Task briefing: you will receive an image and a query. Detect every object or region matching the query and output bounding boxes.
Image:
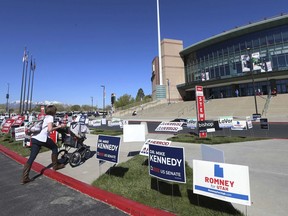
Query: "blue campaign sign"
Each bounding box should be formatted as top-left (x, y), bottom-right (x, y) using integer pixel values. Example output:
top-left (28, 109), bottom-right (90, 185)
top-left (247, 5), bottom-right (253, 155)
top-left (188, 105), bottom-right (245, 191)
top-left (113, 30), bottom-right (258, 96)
top-left (149, 144), bottom-right (186, 183)
top-left (96, 135), bottom-right (121, 163)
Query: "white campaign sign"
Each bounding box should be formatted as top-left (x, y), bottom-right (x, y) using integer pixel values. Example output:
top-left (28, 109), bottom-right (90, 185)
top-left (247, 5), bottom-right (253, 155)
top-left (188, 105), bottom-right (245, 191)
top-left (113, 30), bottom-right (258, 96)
top-left (123, 124), bottom-right (145, 142)
top-left (187, 118), bottom-right (197, 129)
top-left (193, 160), bottom-right (251, 206)
top-left (155, 122), bottom-right (183, 132)
top-left (15, 126), bottom-right (25, 141)
top-left (140, 139), bottom-right (171, 156)
top-left (231, 120), bottom-right (247, 130)
top-left (218, 116), bottom-right (233, 128)
top-left (246, 116), bottom-right (253, 129)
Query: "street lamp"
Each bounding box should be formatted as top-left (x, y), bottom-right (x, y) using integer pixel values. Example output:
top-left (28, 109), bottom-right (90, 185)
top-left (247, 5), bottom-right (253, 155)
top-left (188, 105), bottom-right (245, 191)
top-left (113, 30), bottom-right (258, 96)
top-left (156, 0), bottom-right (163, 85)
top-left (6, 83), bottom-right (9, 114)
top-left (91, 96), bottom-right (93, 110)
top-left (166, 78), bottom-right (171, 104)
top-left (101, 85), bottom-right (105, 113)
top-left (247, 48), bottom-right (259, 115)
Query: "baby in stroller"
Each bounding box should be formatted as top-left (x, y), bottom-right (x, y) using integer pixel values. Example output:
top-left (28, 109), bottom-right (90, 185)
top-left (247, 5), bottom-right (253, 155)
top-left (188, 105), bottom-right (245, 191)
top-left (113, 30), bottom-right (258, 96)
top-left (57, 119), bottom-right (91, 167)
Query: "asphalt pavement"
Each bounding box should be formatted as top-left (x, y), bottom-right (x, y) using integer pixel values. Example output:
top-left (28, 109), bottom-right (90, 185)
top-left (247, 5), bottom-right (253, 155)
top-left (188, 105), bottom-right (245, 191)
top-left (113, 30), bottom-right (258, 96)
top-left (0, 152), bottom-right (128, 216)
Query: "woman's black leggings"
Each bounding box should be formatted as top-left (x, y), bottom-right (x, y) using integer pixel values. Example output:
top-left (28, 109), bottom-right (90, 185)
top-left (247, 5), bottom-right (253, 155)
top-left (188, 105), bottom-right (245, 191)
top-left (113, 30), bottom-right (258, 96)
top-left (27, 138), bottom-right (58, 165)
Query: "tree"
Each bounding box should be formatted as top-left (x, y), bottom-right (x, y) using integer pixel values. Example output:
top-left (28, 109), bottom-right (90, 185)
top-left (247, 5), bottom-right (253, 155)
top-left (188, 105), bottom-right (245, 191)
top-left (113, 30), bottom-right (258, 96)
top-left (71, 105), bottom-right (81, 111)
top-left (114, 94), bottom-right (134, 108)
top-left (136, 88), bottom-right (145, 102)
top-left (54, 104), bottom-right (65, 112)
top-left (81, 105), bottom-right (90, 111)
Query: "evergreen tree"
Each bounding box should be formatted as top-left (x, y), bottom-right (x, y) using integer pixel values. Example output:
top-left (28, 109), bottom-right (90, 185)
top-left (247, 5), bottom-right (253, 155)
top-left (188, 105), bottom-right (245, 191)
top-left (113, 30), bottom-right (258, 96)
top-left (136, 88), bottom-right (145, 102)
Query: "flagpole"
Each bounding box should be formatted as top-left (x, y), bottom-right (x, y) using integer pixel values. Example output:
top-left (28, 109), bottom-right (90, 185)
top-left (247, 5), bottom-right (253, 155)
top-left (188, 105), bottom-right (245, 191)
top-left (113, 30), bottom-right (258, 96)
top-left (22, 52), bottom-right (29, 114)
top-left (157, 0), bottom-right (163, 85)
top-left (29, 59), bottom-right (36, 112)
top-left (25, 56), bottom-right (33, 113)
top-left (19, 47), bottom-right (27, 114)
top-left (6, 83), bottom-right (9, 114)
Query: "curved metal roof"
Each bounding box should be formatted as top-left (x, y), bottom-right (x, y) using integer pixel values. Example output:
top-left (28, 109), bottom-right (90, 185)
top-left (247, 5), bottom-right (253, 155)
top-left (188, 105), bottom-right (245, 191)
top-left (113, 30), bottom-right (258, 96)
top-left (180, 14), bottom-right (288, 57)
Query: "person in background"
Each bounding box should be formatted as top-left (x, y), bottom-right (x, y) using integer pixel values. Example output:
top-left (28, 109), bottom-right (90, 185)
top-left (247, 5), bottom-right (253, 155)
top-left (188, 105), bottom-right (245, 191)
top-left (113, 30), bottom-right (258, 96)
top-left (22, 105), bottom-right (66, 184)
top-left (235, 89), bottom-right (239, 97)
top-left (271, 88), bottom-right (277, 96)
top-left (220, 92), bottom-right (223, 98)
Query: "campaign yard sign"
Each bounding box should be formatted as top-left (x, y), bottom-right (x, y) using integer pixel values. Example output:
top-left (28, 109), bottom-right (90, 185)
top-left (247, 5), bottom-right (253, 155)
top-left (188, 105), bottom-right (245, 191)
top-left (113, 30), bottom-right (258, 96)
top-left (149, 144), bottom-right (186, 183)
top-left (231, 120), bottom-right (247, 130)
top-left (140, 139), bottom-right (171, 156)
top-left (123, 124), bottom-right (145, 142)
top-left (187, 118), bottom-right (197, 129)
top-left (96, 135), bottom-right (121, 163)
top-left (108, 118), bottom-right (122, 127)
top-left (14, 116), bottom-right (25, 127)
top-left (91, 119), bottom-right (101, 127)
top-left (1, 118), bottom-right (15, 133)
top-left (218, 116), bottom-right (233, 128)
top-left (198, 120), bottom-right (215, 132)
top-left (193, 160), bottom-right (251, 206)
top-left (260, 118), bottom-right (269, 130)
top-left (155, 122), bottom-right (183, 132)
top-left (195, 85), bottom-right (207, 138)
top-left (14, 126), bottom-right (25, 141)
top-left (246, 116), bottom-right (253, 129)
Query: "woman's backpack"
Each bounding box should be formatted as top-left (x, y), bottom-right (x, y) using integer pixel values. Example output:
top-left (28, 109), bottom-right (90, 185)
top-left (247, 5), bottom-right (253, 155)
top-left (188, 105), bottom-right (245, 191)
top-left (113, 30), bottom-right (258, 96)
top-left (25, 120), bottom-right (44, 136)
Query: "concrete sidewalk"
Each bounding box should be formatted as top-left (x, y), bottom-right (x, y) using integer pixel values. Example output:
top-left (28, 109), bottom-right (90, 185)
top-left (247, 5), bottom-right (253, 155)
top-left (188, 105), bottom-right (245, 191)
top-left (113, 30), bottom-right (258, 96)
top-left (32, 133), bottom-right (288, 216)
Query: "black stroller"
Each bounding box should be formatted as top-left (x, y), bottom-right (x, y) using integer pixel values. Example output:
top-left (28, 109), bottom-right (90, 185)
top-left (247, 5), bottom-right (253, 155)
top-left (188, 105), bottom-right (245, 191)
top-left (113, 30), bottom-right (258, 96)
top-left (57, 121), bottom-right (91, 167)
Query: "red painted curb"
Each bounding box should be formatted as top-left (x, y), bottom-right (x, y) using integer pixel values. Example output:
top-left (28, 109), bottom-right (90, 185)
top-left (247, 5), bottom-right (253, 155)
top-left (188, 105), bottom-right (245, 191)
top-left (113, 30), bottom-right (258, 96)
top-left (0, 145), bottom-right (175, 216)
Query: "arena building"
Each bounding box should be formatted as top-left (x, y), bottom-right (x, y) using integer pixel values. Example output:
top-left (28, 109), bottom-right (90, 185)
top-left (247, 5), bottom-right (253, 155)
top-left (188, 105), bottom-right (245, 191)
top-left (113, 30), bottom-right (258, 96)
top-left (151, 14), bottom-right (288, 102)
top-left (178, 14), bottom-right (288, 100)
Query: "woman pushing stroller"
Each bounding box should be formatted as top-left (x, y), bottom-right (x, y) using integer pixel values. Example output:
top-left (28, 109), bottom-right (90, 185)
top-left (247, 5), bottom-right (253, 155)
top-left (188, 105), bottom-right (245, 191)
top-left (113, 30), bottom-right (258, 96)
top-left (22, 105), bottom-right (66, 184)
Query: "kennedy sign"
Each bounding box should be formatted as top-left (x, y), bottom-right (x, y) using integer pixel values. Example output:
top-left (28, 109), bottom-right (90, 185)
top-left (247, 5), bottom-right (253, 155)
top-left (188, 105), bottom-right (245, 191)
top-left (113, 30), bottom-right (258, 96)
top-left (193, 160), bottom-right (251, 206)
top-left (149, 144), bottom-right (186, 183)
top-left (96, 135), bottom-right (121, 163)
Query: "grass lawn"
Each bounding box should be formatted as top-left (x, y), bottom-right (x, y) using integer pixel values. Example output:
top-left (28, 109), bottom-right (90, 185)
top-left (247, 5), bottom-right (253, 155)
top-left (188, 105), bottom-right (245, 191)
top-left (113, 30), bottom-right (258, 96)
top-left (92, 155), bottom-right (243, 216)
top-left (0, 133), bottom-right (56, 157)
top-left (168, 133), bottom-right (267, 144)
top-left (90, 129), bottom-right (123, 136)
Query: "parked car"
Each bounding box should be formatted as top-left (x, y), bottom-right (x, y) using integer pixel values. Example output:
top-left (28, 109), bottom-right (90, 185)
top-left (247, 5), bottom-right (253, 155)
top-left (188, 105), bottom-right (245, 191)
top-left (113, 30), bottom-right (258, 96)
top-left (170, 118), bottom-right (187, 127)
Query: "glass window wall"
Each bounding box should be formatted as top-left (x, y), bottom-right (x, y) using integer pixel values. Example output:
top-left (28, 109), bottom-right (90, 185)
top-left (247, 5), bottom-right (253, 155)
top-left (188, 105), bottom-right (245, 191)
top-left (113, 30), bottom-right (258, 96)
top-left (184, 23), bottom-right (288, 85)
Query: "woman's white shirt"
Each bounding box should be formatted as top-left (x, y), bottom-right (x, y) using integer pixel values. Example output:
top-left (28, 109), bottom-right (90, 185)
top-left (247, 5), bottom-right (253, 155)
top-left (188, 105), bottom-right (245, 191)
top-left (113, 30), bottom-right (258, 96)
top-left (32, 115), bottom-right (53, 142)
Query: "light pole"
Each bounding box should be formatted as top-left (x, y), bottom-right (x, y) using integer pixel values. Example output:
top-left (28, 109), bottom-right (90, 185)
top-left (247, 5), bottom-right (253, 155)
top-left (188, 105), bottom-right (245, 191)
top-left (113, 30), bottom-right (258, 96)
top-left (6, 83), bottom-right (9, 114)
top-left (91, 96), bottom-right (93, 110)
top-left (29, 59), bottom-right (36, 112)
top-left (166, 78), bottom-right (171, 104)
top-left (247, 48), bottom-right (259, 115)
top-left (101, 85), bottom-right (105, 113)
top-left (156, 0), bottom-right (163, 85)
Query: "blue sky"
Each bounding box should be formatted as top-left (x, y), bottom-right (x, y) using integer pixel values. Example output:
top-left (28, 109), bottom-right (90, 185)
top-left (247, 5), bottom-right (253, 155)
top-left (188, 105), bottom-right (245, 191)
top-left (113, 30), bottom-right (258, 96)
top-left (0, 0), bottom-right (287, 107)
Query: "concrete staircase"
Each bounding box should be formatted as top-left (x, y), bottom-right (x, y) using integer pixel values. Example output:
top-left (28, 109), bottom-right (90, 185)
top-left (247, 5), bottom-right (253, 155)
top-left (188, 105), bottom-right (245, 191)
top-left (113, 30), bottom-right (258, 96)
top-left (113, 94), bottom-right (288, 122)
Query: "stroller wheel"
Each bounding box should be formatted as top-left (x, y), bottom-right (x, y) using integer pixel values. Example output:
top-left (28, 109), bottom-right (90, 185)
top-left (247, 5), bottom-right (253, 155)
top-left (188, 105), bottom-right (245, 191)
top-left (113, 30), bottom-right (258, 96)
top-left (69, 152), bottom-right (82, 167)
top-left (57, 150), bottom-right (68, 164)
top-left (84, 148), bottom-right (91, 159)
